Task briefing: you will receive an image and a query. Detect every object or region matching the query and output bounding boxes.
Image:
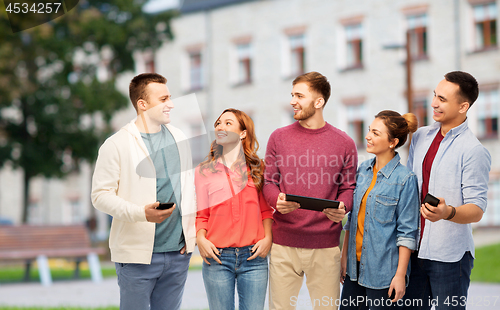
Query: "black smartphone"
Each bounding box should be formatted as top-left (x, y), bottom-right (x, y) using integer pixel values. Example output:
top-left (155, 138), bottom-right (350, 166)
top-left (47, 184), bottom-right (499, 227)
top-left (157, 202), bottom-right (174, 210)
top-left (423, 193), bottom-right (440, 207)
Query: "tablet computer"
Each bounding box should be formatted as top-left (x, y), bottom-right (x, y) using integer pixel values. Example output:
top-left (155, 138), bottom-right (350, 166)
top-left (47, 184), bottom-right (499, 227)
top-left (285, 194), bottom-right (340, 212)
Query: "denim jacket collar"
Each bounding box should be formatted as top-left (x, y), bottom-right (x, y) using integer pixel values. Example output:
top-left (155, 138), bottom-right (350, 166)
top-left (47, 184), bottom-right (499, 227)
top-left (365, 153), bottom-right (401, 179)
top-left (426, 119), bottom-right (469, 139)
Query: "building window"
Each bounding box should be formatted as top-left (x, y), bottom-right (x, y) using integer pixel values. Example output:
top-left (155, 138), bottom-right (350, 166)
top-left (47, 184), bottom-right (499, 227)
top-left (145, 59), bottom-right (155, 73)
top-left (346, 104), bottom-right (365, 147)
top-left (473, 2), bottom-right (497, 50)
top-left (289, 34), bottom-right (305, 76)
top-left (476, 88), bottom-right (499, 139)
top-left (345, 23), bottom-right (363, 69)
top-left (281, 108), bottom-right (296, 127)
top-left (189, 123), bottom-right (207, 166)
top-left (407, 14), bottom-right (428, 59)
top-left (413, 98), bottom-right (429, 127)
top-left (189, 51), bottom-right (203, 91)
top-left (27, 199), bottom-right (41, 224)
top-left (70, 199), bottom-right (82, 223)
top-left (236, 43), bottom-right (252, 85)
top-left (480, 178), bottom-right (500, 226)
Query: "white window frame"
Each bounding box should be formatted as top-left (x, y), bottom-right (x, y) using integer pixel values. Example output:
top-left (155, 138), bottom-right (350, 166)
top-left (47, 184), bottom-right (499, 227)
top-left (476, 87), bottom-right (499, 139)
top-left (406, 13), bottom-right (428, 59)
top-left (188, 50), bottom-right (203, 91)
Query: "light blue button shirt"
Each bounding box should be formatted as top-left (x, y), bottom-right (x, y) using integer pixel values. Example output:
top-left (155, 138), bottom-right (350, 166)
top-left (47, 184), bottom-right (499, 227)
top-left (344, 153), bottom-right (420, 289)
top-left (407, 119), bottom-right (491, 262)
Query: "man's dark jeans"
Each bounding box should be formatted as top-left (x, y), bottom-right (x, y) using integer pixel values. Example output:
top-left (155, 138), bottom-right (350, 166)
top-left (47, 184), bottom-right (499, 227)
top-left (404, 251), bottom-right (473, 310)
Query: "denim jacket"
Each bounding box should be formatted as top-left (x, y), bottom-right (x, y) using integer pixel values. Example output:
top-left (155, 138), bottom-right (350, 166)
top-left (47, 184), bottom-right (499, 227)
top-left (344, 153), bottom-right (419, 289)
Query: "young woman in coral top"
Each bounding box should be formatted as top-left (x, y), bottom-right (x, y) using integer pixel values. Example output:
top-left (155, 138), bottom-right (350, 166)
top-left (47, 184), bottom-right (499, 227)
top-left (195, 108), bottom-right (273, 310)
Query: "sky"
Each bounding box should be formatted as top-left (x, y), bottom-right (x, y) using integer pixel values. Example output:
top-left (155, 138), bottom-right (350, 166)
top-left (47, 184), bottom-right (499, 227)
top-left (143, 0), bottom-right (183, 13)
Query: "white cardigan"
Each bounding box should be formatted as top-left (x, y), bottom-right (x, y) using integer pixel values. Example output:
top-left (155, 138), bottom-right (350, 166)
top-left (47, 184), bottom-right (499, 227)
top-left (91, 120), bottom-right (196, 264)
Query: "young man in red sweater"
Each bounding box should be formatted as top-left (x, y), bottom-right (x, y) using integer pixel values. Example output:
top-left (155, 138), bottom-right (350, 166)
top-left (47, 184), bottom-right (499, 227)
top-left (264, 71), bottom-right (357, 309)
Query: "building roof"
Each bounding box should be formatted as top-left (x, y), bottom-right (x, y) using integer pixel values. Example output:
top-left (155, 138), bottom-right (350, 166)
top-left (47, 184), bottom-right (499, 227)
top-left (180, 0), bottom-right (257, 13)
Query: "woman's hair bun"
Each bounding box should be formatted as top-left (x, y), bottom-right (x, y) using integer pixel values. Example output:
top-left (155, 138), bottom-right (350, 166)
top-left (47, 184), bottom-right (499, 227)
top-left (403, 113), bottom-right (418, 134)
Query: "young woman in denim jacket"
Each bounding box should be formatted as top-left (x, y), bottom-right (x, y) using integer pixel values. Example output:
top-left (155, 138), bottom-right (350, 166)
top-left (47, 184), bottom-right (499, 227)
top-left (340, 110), bottom-right (420, 309)
top-left (195, 109), bottom-right (273, 310)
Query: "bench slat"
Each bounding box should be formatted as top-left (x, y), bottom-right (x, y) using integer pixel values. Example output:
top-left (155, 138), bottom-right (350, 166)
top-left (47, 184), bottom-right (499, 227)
top-left (0, 248), bottom-right (106, 260)
top-left (0, 225), bottom-right (106, 286)
top-left (0, 225), bottom-right (105, 258)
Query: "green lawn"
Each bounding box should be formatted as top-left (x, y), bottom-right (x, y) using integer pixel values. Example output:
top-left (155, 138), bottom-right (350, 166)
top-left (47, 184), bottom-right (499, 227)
top-left (470, 242), bottom-right (500, 283)
top-left (0, 266), bottom-right (117, 283)
top-left (0, 242), bottom-right (497, 310)
top-left (0, 263), bottom-right (205, 284)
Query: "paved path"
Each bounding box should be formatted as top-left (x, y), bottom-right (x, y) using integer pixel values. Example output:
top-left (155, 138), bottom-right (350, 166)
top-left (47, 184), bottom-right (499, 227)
top-left (1, 228), bottom-right (499, 309)
top-left (1, 271), bottom-right (499, 309)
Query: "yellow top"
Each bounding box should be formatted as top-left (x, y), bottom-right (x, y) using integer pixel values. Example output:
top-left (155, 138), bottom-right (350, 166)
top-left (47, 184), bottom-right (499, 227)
top-left (356, 165), bottom-right (378, 261)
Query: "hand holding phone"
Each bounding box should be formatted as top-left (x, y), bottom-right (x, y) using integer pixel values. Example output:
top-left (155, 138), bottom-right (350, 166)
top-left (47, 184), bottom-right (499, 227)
top-left (157, 202), bottom-right (175, 210)
top-left (423, 193), bottom-right (440, 207)
top-left (146, 201), bottom-right (175, 223)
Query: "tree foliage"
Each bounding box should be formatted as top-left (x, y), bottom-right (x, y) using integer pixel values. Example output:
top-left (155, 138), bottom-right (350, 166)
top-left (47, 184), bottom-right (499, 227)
top-left (0, 0), bottom-right (176, 222)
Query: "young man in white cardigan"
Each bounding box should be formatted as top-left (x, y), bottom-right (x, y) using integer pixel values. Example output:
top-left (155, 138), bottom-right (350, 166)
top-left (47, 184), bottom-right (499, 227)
top-left (91, 73), bottom-right (196, 310)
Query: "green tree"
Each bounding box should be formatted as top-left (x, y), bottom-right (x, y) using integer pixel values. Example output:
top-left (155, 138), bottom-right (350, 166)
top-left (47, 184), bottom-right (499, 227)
top-left (0, 0), bottom-right (176, 223)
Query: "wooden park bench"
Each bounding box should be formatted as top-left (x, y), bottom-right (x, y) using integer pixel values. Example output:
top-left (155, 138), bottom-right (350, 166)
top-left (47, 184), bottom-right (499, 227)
top-left (0, 225), bottom-right (106, 286)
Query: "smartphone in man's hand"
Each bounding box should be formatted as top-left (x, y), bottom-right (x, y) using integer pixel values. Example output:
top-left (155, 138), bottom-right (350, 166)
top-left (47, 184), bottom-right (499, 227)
top-left (157, 202), bottom-right (174, 210)
top-left (423, 193), bottom-right (440, 207)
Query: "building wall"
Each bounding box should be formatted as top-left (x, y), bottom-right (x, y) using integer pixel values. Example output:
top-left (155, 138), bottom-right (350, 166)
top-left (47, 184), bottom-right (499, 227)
top-left (0, 163), bottom-right (94, 226)
top-left (149, 0), bottom-right (500, 225)
top-left (0, 165), bottom-right (23, 223)
top-left (1, 0), bottom-right (498, 228)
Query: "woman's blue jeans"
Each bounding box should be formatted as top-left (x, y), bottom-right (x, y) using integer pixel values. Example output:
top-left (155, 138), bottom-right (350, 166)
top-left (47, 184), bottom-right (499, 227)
top-left (202, 245), bottom-right (268, 310)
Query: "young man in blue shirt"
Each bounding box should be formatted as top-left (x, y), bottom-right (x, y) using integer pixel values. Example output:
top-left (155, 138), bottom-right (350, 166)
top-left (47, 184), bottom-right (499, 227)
top-left (405, 71), bottom-right (491, 309)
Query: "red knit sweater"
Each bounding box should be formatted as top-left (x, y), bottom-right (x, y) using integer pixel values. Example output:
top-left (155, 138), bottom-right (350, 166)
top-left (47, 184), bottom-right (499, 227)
top-left (263, 121), bottom-right (357, 248)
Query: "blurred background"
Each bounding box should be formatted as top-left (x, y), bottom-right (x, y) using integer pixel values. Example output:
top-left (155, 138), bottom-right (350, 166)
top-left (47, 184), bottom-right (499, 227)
top-left (0, 0), bottom-right (499, 243)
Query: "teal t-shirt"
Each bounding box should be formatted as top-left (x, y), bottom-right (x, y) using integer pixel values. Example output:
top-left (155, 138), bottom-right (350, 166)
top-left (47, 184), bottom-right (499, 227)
top-left (141, 126), bottom-right (185, 252)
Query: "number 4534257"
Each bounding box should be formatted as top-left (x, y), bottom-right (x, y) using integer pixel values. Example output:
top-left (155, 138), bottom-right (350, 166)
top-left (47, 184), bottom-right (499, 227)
top-left (446, 296), bottom-right (500, 307)
top-left (6, 2), bottom-right (62, 14)
top-left (467, 296), bottom-right (499, 307)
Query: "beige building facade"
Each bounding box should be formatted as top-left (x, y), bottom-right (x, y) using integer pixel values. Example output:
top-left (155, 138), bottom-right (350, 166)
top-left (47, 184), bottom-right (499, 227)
top-left (1, 0), bottom-right (498, 230)
top-left (145, 0), bottom-right (500, 226)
